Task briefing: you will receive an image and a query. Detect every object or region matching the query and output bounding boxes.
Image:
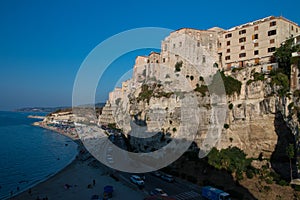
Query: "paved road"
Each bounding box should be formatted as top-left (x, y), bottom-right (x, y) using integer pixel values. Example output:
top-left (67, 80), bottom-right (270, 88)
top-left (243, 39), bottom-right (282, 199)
top-left (107, 131), bottom-right (203, 199)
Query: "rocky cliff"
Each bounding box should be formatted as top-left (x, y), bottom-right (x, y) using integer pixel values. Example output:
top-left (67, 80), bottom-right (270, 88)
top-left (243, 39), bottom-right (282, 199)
top-left (98, 31), bottom-right (299, 160)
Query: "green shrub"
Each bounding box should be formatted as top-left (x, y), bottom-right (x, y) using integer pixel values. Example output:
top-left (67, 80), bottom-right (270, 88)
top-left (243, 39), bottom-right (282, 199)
top-left (271, 72), bottom-right (289, 96)
top-left (247, 72), bottom-right (265, 85)
top-left (194, 84), bottom-right (208, 97)
top-left (246, 169), bottom-right (254, 179)
top-left (278, 179), bottom-right (288, 186)
top-left (264, 185), bottom-right (271, 192)
top-left (137, 84), bottom-right (153, 103)
top-left (294, 185), bottom-right (300, 191)
top-left (236, 170), bottom-right (244, 181)
top-left (294, 89), bottom-right (300, 98)
top-left (208, 147), bottom-right (251, 176)
top-left (265, 178), bottom-right (273, 184)
top-left (210, 71), bottom-right (242, 96)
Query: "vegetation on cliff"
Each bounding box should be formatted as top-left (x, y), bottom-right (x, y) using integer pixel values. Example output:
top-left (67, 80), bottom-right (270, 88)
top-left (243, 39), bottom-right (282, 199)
top-left (209, 71), bottom-right (242, 96)
top-left (246, 72), bottom-right (265, 85)
top-left (137, 84), bottom-right (174, 103)
top-left (270, 70), bottom-right (290, 97)
top-left (194, 84), bottom-right (208, 96)
top-left (208, 147), bottom-right (251, 180)
top-left (273, 37), bottom-right (300, 78)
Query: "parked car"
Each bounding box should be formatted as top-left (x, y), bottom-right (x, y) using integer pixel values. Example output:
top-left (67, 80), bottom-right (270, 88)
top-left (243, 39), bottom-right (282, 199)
top-left (161, 174), bottom-right (174, 182)
top-left (149, 188), bottom-right (168, 196)
top-left (130, 175), bottom-right (145, 186)
top-left (106, 155), bottom-right (114, 164)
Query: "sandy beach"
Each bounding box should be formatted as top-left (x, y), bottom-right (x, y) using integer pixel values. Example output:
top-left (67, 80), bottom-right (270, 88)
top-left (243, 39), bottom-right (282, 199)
top-left (11, 158), bottom-right (145, 200)
top-left (10, 122), bottom-right (146, 200)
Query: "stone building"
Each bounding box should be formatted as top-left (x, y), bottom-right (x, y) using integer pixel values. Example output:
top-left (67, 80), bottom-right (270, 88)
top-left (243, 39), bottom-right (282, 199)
top-left (218, 16), bottom-right (300, 70)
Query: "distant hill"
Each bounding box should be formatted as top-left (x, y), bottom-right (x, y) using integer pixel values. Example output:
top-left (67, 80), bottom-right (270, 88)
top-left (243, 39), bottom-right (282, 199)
top-left (15, 106), bottom-right (69, 113)
top-left (15, 103), bottom-right (106, 113)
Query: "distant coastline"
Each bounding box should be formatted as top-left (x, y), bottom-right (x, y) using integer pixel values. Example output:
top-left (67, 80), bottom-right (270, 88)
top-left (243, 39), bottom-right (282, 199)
top-left (27, 115), bottom-right (45, 120)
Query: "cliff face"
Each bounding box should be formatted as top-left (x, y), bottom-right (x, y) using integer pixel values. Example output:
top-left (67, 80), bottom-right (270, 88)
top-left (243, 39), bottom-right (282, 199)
top-left (98, 32), bottom-right (299, 159)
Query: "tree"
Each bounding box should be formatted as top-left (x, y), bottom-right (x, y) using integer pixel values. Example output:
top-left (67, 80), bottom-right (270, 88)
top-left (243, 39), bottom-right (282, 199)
top-left (270, 72), bottom-right (289, 96)
top-left (273, 38), bottom-right (300, 78)
top-left (286, 143), bottom-right (295, 182)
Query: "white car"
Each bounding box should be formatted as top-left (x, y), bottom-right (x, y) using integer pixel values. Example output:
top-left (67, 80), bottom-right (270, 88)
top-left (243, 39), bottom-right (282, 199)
top-left (160, 174), bottom-right (174, 182)
top-left (130, 175), bottom-right (144, 186)
top-left (106, 154), bottom-right (114, 164)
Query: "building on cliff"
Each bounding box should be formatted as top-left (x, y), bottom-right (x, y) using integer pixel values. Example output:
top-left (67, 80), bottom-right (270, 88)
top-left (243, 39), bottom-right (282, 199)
top-left (218, 16), bottom-right (300, 70)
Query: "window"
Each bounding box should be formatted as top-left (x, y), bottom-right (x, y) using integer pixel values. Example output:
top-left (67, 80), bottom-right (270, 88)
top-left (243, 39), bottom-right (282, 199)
top-left (268, 47), bottom-right (276, 53)
top-left (202, 55), bottom-right (206, 63)
top-left (225, 33), bottom-right (232, 38)
top-left (239, 53), bottom-right (246, 58)
top-left (227, 41), bottom-right (230, 46)
top-left (162, 58), bottom-right (166, 63)
top-left (179, 42), bottom-right (182, 47)
top-left (239, 29), bottom-right (246, 35)
top-left (239, 37), bottom-right (246, 43)
top-left (254, 26), bottom-right (258, 31)
top-left (297, 28), bottom-right (298, 33)
top-left (225, 56), bottom-right (230, 60)
top-left (241, 46), bottom-right (245, 50)
top-left (270, 21), bottom-right (276, 26)
top-left (254, 50), bottom-right (259, 55)
top-left (270, 39), bottom-right (275, 44)
top-left (173, 44), bottom-right (176, 48)
top-left (197, 41), bottom-right (200, 47)
top-left (291, 25), bottom-right (294, 31)
top-left (268, 30), bottom-right (277, 36)
top-left (255, 58), bottom-right (260, 64)
top-left (209, 43), bottom-right (212, 50)
top-left (254, 43), bottom-right (259, 47)
top-left (252, 34), bottom-right (258, 40)
top-left (226, 49), bottom-right (230, 53)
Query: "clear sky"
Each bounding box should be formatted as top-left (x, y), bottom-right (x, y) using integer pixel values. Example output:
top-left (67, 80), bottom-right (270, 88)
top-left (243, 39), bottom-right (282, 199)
top-left (0, 0), bottom-right (299, 110)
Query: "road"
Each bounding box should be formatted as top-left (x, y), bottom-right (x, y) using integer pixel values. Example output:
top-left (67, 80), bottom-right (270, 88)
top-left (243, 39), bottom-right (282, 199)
top-left (106, 130), bottom-right (203, 199)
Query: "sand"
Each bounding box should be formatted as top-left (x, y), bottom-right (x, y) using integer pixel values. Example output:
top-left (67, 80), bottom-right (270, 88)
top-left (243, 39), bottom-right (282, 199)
top-left (11, 158), bottom-right (145, 200)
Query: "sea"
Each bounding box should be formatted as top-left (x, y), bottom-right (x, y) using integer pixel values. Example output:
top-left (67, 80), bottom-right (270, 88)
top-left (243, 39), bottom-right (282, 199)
top-left (0, 111), bottom-right (78, 200)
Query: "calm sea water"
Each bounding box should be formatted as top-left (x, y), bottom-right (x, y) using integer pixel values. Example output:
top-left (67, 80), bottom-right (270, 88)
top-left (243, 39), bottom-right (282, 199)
top-left (0, 111), bottom-right (78, 200)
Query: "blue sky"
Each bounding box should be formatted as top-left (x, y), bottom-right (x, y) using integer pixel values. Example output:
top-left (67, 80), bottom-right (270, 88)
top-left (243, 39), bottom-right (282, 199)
top-left (0, 0), bottom-right (299, 110)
